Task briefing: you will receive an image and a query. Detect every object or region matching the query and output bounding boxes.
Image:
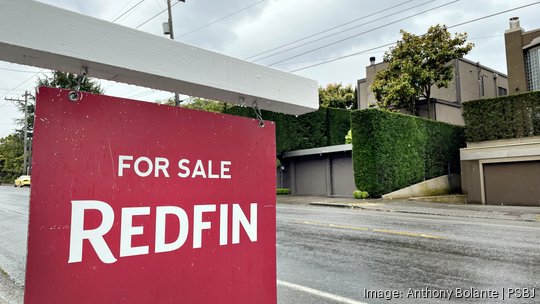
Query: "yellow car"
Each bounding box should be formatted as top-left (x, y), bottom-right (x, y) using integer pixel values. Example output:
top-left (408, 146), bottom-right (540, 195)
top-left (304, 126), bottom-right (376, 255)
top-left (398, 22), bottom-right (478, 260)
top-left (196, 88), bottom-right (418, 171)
top-left (14, 175), bottom-right (31, 187)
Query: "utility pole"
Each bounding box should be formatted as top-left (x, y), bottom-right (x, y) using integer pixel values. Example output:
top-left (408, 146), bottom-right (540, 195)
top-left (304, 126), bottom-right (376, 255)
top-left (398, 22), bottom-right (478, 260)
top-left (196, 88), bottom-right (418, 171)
top-left (165, 0), bottom-right (185, 106)
top-left (22, 91), bottom-right (30, 175)
top-left (4, 91), bottom-right (31, 174)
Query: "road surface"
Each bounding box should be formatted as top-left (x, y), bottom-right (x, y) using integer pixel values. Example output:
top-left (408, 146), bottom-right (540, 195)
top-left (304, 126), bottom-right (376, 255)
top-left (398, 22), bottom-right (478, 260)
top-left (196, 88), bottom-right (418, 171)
top-left (0, 186), bottom-right (538, 303)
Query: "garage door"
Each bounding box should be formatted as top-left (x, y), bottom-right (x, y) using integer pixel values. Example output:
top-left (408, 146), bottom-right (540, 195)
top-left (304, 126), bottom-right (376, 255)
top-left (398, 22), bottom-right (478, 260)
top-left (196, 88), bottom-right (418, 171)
top-left (331, 156), bottom-right (356, 196)
top-left (483, 161), bottom-right (540, 206)
top-left (294, 157), bottom-right (327, 195)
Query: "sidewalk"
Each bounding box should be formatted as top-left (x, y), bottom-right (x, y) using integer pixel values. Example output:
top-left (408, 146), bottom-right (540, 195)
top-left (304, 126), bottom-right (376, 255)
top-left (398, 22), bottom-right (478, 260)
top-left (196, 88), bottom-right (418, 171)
top-left (277, 195), bottom-right (540, 222)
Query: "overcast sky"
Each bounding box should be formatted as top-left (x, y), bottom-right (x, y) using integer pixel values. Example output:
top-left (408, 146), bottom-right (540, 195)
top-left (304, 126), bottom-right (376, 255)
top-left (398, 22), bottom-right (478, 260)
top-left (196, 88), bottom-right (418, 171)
top-left (1, 0), bottom-right (539, 137)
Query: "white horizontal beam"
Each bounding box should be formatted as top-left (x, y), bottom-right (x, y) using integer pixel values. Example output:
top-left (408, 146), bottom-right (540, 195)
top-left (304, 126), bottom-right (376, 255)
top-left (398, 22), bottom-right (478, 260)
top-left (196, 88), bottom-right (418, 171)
top-left (0, 0), bottom-right (318, 115)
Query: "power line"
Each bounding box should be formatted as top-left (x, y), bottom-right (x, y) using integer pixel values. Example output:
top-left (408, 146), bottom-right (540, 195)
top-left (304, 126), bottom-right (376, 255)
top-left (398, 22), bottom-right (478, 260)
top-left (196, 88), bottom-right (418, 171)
top-left (0, 1), bottom-right (146, 98)
top-left (128, 1), bottom-right (267, 100)
top-left (289, 43), bottom-right (394, 73)
top-left (269, 0), bottom-right (460, 67)
top-left (178, 0), bottom-right (266, 38)
top-left (105, 0), bottom-right (167, 93)
top-left (0, 101), bottom-right (17, 110)
top-left (1, 2), bottom-right (148, 97)
top-left (127, 89), bottom-right (160, 99)
top-left (271, 51), bottom-right (387, 66)
top-left (447, 1), bottom-right (540, 29)
top-left (0, 67), bottom-right (43, 73)
top-left (110, 0), bottom-right (139, 21)
top-left (154, 0), bottom-right (164, 10)
top-left (2, 1), bottom-right (155, 101)
top-left (245, 0), bottom-right (415, 61)
top-left (136, 1), bottom-right (181, 29)
top-left (288, 1), bottom-right (540, 73)
top-left (468, 34), bottom-right (503, 40)
top-left (112, 0), bottom-right (146, 23)
top-left (0, 70), bottom-right (45, 101)
top-left (254, 0), bottom-right (441, 63)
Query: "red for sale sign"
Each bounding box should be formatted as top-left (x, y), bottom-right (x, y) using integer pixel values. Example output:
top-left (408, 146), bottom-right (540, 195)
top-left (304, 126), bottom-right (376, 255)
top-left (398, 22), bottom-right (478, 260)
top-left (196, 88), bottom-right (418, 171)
top-left (25, 87), bottom-right (276, 303)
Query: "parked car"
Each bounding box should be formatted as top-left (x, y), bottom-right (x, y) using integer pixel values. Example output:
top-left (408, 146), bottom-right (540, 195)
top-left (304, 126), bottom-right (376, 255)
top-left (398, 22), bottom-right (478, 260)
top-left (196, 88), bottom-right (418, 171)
top-left (14, 175), bottom-right (31, 187)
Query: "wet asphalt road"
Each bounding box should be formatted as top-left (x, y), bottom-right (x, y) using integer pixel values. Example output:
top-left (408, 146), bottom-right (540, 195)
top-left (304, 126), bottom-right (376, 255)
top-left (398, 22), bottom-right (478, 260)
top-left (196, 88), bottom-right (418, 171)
top-left (277, 204), bottom-right (540, 304)
top-left (0, 186), bottom-right (28, 287)
top-left (0, 185), bottom-right (539, 303)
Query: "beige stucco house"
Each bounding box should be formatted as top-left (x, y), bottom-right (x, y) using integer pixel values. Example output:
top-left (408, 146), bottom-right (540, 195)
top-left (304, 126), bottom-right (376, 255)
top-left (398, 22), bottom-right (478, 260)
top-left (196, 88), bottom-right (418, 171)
top-left (357, 58), bottom-right (508, 126)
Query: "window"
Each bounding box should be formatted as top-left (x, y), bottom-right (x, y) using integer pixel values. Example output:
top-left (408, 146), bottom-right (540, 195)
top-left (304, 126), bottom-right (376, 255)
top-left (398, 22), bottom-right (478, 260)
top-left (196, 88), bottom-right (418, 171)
top-left (498, 86), bottom-right (508, 96)
top-left (525, 45), bottom-right (540, 91)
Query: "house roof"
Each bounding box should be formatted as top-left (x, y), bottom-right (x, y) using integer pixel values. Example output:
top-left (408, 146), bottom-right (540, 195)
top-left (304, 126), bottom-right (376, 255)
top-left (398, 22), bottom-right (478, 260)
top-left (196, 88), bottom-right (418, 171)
top-left (282, 144), bottom-right (352, 158)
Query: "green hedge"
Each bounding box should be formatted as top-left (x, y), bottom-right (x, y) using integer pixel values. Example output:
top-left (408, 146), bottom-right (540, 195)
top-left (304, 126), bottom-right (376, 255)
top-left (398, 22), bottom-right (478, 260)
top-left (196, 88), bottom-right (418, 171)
top-left (351, 109), bottom-right (464, 197)
top-left (463, 91), bottom-right (540, 142)
top-left (225, 106), bottom-right (350, 155)
top-left (327, 108), bottom-right (351, 145)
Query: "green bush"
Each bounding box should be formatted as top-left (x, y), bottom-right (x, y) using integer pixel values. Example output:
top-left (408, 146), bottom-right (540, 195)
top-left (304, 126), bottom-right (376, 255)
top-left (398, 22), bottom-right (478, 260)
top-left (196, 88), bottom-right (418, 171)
top-left (345, 129), bottom-right (352, 144)
top-left (463, 91), bottom-right (540, 142)
top-left (351, 109), bottom-right (464, 197)
top-left (276, 188), bottom-right (291, 195)
top-left (353, 190), bottom-right (370, 199)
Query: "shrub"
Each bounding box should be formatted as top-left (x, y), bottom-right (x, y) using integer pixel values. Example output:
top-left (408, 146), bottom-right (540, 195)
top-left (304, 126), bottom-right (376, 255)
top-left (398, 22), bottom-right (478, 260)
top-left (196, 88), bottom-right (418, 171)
top-left (353, 190), bottom-right (370, 199)
top-left (276, 188), bottom-right (291, 195)
top-left (345, 129), bottom-right (352, 144)
top-left (351, 109), bottom-right (464, 197)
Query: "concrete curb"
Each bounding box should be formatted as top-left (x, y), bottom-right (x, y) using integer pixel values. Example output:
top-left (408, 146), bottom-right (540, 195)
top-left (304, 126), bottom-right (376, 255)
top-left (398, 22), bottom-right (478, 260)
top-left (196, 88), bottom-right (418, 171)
top-left (307, 202), bottom-right (539, 222)
top-left (408, 195), bottom-right (467, 204)
top-left (307, 202), bottom-right (355, 209)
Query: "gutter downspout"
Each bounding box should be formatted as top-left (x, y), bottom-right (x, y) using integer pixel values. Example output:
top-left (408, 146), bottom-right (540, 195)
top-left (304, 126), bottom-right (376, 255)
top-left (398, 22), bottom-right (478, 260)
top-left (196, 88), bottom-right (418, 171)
top-left (455, 59), bottom-right (462, 104)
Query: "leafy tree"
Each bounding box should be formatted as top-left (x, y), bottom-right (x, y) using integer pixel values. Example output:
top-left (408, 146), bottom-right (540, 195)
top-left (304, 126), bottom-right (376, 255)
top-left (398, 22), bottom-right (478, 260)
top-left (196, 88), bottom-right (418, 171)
top-left (0, 134), bottom-right (24, 182)
top-left (161, 97), bottom-right (228, 113)
top-left (319, 83), bottom-right (357, 109)
top-left (182, 98), bottom-right (229, 113)
top-left (37, 71), bottom-right (104, 94)
top-left (372, 25), bottom-right (474, 117)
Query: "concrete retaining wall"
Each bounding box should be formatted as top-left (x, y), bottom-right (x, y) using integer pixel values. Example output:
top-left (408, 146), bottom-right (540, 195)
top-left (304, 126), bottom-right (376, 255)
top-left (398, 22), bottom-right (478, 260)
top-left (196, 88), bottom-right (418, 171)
top-left (382, 174), bottom-right (461, 200)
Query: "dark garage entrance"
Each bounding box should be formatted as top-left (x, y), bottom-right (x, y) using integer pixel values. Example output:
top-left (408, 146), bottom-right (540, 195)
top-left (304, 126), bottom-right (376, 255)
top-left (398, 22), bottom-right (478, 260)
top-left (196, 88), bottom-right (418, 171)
top-left (483, 160), bottom-right (540, 206)
top-left (282, 145), bottom-right (356, 197)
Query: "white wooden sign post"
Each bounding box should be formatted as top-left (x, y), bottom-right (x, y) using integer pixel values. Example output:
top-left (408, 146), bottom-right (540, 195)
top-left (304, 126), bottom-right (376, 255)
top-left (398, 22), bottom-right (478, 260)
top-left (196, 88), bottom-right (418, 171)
top-left (0, 0), bottom-right (318, 115)
top-left (0, 1), bottom-right (319, 303)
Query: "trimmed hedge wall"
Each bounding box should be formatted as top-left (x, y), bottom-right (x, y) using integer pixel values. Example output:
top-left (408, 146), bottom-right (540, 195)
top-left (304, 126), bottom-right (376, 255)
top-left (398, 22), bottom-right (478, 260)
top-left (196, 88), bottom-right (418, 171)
top-left (463, 91), bottom-right (540, 142)
top-left (327, 108), bottom-right (351, 146)
top-left (225, 106), bottom-right (350, 155)
top-left (351, 109), bottom-right (464, 197)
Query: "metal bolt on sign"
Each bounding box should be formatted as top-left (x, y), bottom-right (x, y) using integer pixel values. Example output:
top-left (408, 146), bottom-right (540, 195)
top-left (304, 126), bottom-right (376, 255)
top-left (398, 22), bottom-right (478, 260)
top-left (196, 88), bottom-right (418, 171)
top-left (68, 66), bottom-right (88, 102)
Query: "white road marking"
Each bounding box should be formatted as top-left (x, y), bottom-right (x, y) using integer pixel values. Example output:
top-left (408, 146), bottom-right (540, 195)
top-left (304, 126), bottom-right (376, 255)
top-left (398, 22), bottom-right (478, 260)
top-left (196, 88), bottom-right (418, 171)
top-left (277, 280), bottom-right (369, 304)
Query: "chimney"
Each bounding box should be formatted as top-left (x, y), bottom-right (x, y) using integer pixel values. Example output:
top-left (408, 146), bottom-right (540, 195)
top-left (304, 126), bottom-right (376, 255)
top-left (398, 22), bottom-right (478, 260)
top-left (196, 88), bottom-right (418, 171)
top-left (509, 17), bottom-right (520, 30)
top-left (369, 57), bottom-right (376, 65)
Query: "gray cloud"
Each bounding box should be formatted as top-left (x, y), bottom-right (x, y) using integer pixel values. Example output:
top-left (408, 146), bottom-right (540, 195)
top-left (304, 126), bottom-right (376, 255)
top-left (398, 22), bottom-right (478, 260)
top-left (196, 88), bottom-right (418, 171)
top-left (1, 0), bottom-right (539, 137)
